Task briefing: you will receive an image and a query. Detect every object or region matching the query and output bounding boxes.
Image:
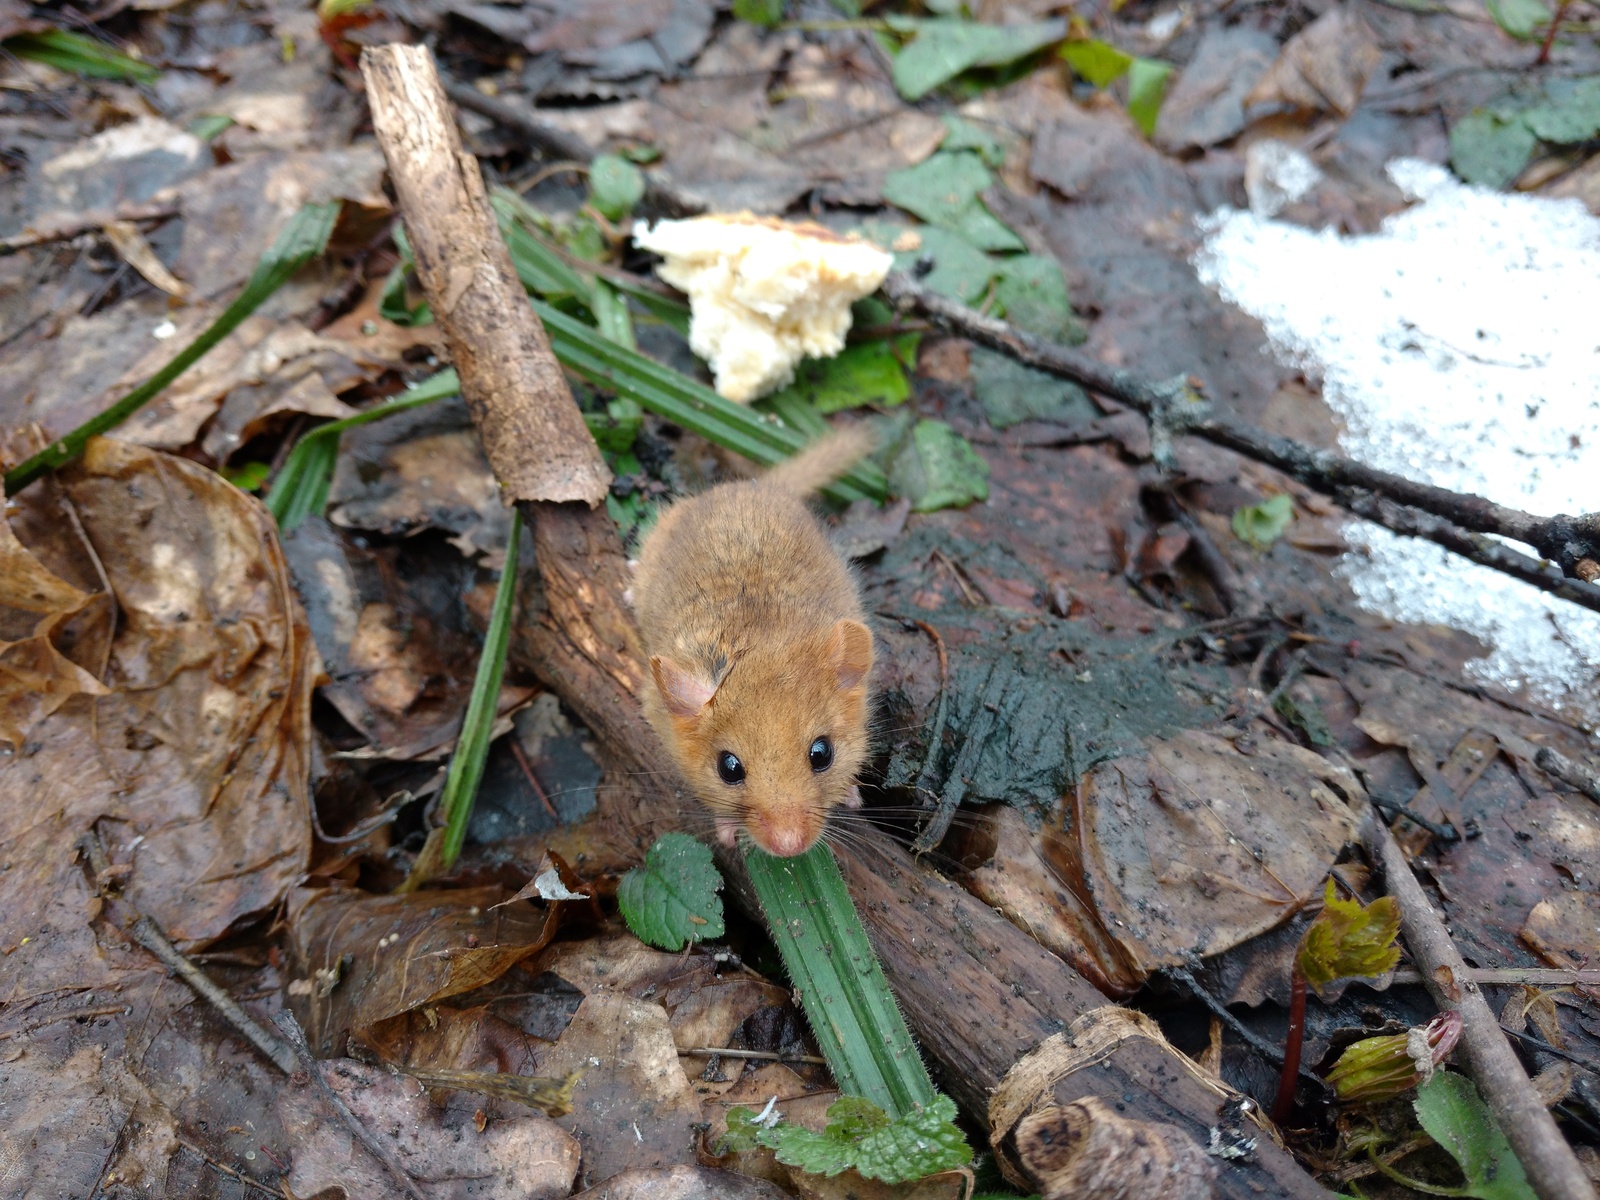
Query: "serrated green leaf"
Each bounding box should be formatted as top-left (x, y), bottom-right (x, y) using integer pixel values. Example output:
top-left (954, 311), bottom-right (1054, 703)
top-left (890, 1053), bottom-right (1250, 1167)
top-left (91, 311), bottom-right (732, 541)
top-left (721, 1107), bottom-right (765, 1153)
top-left (589, 154), bottom-right (646, 222)
top-left (1060, 38), bottom-right (1133, 88)
top-left (882, 152), bottom-right (1024, 253)
top-left (5, 29), bottom-right (159, 83)
top-left (762, 1095), bottom-right (973, 1184)
top-left (1297, 879), bottom-right (1401, 997)
top-left (6, 201), bottom-right (338, 496)
top-left (1522, 77), bottom-right (1600, 144)
top-left (1484, 0), bottom-right (1550, 38)
top-left (733, 0), bottom-right (784, 26)
top-left (971, 347), bottom-right (1095, 431)
top-left (892, 226), bottom-right (999, 303)
top-left (618, 833), bottom-right (726, 951)
top-left (1127, 57), bottom-right (1173, 137)
top-left (940, 114), bottom-right (1006, 166)
top-left (991, 254), bottom-right (1087, 343)
top-left (890, 419), bottom-right (990, 512)
top-left (763, 336), bottom-right (916, 416)
top-left (1450, 110), bottom-right (1538, 189)
top-left (1414, 1072), bottom-right (1531, 1200)
top-left (1231, 493), bottom-right (1294, 550)
top-left (887, 16), bottom-right (1067, 101)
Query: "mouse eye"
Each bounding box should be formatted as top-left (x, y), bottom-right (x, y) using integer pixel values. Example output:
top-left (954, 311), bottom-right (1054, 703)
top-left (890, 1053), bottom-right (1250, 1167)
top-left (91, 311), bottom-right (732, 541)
top-left (716, 751), bottom-right (745, 785)
top-left (808, 737), bottom-right (833, 773)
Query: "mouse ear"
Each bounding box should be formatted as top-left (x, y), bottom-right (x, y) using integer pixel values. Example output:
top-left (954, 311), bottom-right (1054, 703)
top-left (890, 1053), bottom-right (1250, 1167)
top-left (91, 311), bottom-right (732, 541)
top-left (651, 655), bottom-right (717, 720)
top-left (827, 619), bottom-right (874, 691)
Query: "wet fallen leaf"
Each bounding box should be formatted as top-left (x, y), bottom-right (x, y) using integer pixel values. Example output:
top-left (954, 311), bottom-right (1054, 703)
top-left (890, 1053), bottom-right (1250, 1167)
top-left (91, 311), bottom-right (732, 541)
top-left (882, 151), bottom-right (1024, 253)
top-left (1244, 8), bottom-right (1382, 118)
top-left (575, 1164), bottom-right (793, 1199)
top-left (1521, 890), bottom-right (1600, 969)
top-left (1153, 26), bottom-right (1278, 151)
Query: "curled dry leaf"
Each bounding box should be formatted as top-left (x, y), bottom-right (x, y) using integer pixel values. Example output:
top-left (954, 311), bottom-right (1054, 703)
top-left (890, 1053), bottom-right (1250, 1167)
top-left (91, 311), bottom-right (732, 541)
top-left (285, 884), bottom-right (560, 1056)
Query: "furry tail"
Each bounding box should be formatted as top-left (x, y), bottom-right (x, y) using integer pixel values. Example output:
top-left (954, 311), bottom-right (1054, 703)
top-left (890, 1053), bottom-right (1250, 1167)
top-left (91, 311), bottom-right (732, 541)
top-left (763, 425), bottom-right (877, 496)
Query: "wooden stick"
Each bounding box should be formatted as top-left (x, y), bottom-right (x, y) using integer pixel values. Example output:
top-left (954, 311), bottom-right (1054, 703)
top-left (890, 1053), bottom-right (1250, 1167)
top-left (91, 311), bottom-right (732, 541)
top-left (1361, 809), bottom-right (1597, 1200)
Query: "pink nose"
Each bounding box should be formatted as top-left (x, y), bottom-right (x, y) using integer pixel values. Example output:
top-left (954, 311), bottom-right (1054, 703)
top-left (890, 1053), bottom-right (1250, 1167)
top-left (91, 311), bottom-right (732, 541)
top-left (762, 826), bottom-right (811, 857)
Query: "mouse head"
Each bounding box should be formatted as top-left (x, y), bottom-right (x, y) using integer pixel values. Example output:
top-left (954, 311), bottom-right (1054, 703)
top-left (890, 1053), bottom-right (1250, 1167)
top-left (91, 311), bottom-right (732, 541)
top-left (650, 618), bottom-right (873, 857)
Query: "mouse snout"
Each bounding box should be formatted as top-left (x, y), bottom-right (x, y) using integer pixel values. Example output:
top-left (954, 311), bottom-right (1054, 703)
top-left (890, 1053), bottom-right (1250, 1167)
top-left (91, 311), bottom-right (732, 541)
top-left (752, 820), bottom-right (815, 858)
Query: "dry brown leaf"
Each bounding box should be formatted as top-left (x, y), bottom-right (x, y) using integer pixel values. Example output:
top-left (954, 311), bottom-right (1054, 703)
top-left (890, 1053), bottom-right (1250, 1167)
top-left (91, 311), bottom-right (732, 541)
top-left (1245, 8), bottom-right (1382, 118)
top-left (1522, 890), bottom-right (1600, 969)
top-left (575, 1165), bottom-right (793, 1199)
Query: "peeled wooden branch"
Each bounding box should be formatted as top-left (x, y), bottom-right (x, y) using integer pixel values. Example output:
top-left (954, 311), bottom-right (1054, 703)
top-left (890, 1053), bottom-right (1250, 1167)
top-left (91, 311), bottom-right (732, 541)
top-left (1361, 808), bottom-right (1597, 1200)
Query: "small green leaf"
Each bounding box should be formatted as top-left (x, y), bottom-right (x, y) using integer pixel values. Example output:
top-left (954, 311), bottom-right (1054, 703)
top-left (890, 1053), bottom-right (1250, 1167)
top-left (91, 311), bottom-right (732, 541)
top-left (732, 0), bottom-right (784, 27)
top-left (892, 226), bottom-right (998, 303)
top-left (221, 460), bottom-right (272, 493)
top-left (882, 152), bottom-right (1024, 253)
top-left (940, 114), bottom-right (1006, 166)
top-left (1414, 1072), bottom-right (1531, 1200)
top-left (1060, 39), bottom-right (1133, 88)
top-left (1484, 0), bottom-right (1550, 38)
top-left (764, 336), bottom-right (916, 416)
top-left (761, 1095), bottom-right (973, 1184)
top-left (1126, 58), bottom-right (1174, 137)
top-left (887, 16), bottom-right (1067, 101)
top-left (1297, 879), bottom-right (1401, 997)
top-left (1231, 493), bottom-right (1294, 550)
top-left (621, 144), bottom-right (663, 164)
top-left (584, 396), bottom-right (643, 454)
top-left (1522, 77), bottom-right (1600, 144)
top-left (589, 154), bottom-right (646, 222)
top-left (618, 833), bottom-right (726, 952)
top-left (1450, 110), bottom-right (1537, 189)
top-left (5, 29), bottom-right (159, 83)
top-left (991, 254), bottom-right (1087, 343)
top-left (720, 1107), bottom-right (765, 1153)
top-left (890, 419), bottom-right (990, 512)
top-left (971, 347), bottom-right (1095, 431)
top-left (1273, 691), bottom-right (1334, 747)
top-left (189, 114), bottom-right (235, 141)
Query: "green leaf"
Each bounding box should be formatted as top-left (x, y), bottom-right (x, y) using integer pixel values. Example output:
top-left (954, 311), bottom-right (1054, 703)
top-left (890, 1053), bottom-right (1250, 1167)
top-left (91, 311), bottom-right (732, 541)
top-left (1060, 39), bottom-right (1133, 88)
top-left (1126, 58), bottom-right (1174, 137)
top-left (4, 29), bottom-right (159, 83)
top-left (1522, 77), bottom-right (1600, 144)
top-left (221, 460), bottom-right (272, 493)
top-left (733, 0), bottom-right (784, 27)
top-left (991, 254), bottom-right (1087, 343)
top-left (379, 262), bottom-right (432, 326)
top-left (889, 419), bottom-right (989, 512)
top-left (589, 154), bottom-right (646, 222)
top-left (1450, 110), bottom-right (1537, 189)
top-left (892, 226), bottom-right (998, 303)
top-left (721, 1107), bottom-right (765, 1153)
top-left (5, 201), bottom-right (339, 497)
top-left (1297, 879), bottom-right (1401, 997)
top-left (940, 114), bottom-right (1006, 166)
top-left (618, 833), bottom-right (726, 951)
top-left (971, 346), bottom-right (1095, 430)
top-left (761, 1095), bottom-right (973, 1184)
top-left (887, 16), bottom-right (1067, 101)
top-left (882, 152), bottom-right (1024, 253)
top-left (1414, 1072), bottom-right (1532, 1200)
top-left (590, 278), bottom-right (636, 349)
top-left (189, 114), bottom-right (235, 141)
top-left (1273, 691), bottom-right (1334, 747)
top-left (1484, 0), bottom-right (1550, 38)
top-left (1231, 493), bottom-right (1294, 550)
top-left (744, 844), bottom-right (937, 1119)
top-left (584, 396), bottom-right (643, 454)
top-left (763, 336), bottom-right (916, 416)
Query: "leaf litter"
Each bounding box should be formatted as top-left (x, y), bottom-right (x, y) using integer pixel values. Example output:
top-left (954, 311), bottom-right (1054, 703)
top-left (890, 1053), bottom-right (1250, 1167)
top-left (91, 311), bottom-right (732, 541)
top-left (1, 0), bottom-right (1599, 1195)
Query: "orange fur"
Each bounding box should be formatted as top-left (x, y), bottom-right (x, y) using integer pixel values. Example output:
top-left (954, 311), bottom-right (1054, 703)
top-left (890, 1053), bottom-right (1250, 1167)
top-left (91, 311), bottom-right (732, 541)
top-left (632, 430), bottom-right (876, 856)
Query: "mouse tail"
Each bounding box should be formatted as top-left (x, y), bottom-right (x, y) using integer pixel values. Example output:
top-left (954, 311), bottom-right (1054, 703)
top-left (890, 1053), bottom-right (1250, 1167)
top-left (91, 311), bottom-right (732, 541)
top-left (763, 425), bottom-right (878, 497)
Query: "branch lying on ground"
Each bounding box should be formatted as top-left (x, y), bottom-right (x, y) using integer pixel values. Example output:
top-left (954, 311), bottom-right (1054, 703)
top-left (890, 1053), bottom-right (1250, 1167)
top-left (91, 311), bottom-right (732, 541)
top-left (1534, 745), bottom-right (1600, 805)
top-left (1361, 809), bottom-right (1599, 1200)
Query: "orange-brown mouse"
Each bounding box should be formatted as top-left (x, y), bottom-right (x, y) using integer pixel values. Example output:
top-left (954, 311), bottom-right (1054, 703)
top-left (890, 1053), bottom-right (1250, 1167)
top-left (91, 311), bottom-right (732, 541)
top-left (631, 428), bottom-right (876, 857)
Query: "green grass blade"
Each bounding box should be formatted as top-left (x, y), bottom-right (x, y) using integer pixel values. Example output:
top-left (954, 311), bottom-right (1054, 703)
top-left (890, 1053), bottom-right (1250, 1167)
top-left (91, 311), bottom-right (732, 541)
top-left (590, 278), bottom-right (636, 349)
top-left (532, 300), bottom-right (887, 504)
top-left (265, 369), bottom-right (460, 529)
top-left (5, 29), bottom-right (160, 84)
top-left (744, 844), bottom-right (937, 1119)
top-left (5, 201), bottom-right (340, 496)
top-left (437, 505), bottom-right (522, 870)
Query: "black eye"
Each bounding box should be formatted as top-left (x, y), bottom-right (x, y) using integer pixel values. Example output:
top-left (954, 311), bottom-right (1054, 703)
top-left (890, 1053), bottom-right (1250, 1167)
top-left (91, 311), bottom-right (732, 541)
top-left (716, 751), bottom-right (745, 785)
top-left (808, 737), bottom-right (833, 773)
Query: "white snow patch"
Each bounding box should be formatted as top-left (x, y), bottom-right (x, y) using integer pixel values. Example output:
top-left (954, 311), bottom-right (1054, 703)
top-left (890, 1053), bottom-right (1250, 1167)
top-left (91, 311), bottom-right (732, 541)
top-left (1194, 159), bottom-right (1600, 725)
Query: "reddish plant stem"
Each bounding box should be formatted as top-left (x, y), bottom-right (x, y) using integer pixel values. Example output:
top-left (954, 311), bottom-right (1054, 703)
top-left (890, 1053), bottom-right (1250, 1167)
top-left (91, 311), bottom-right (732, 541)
top-left (1273, 970), bottom-right (1308, 1125)
top-left (1536, 0), bottom-right (1572, 66)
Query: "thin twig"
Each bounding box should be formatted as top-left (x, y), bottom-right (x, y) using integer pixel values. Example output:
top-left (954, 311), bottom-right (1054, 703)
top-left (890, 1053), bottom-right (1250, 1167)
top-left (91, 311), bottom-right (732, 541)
top-left (677, 1046), bottom-right (829, 1065)
top-left (0, 194), bottom-right (180, 255)
top-left (1361, 808), bottom-right (1598, 1200)
top-left (273, 1011), bottom-right (428, 1200)
top-left (509, 733), bottom-right (561, 820)
top-left (173, 1138), bottom-right (284, 1198)
top-left (78, 833), bottom-right (297, 1075)
top-left (1390, 967), bottom-right (1600, 988)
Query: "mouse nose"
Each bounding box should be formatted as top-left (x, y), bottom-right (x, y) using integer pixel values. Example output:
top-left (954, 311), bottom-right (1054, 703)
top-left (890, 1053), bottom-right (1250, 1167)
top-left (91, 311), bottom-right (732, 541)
top-left (763, 825), bottom-right (812, 857)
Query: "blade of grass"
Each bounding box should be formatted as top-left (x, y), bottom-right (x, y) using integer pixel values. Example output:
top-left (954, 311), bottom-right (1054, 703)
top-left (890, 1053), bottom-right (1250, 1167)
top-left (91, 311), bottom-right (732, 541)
top-left (5, 29), bottom-right (160, 84)
top-left (533, 299), bottom-right (886, 504)
top-left (264, 368), bottom-right (460, 529)
top-left (744, 844), bottom-right (937, 1119)
top-left (5, 201), bottom-right (340, 496)
top-left (590, 278), bottom-right (635, 349)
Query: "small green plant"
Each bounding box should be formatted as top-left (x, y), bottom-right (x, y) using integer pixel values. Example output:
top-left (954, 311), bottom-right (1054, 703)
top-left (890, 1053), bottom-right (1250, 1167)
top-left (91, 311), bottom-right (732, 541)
top-left (1233, 493), bottom-right (1295, 551)
top-left (4, 28), bottom-right (158, 84)
top-left (1326, 1012), bottom-right (1462, 1104)
top-left (1059, 38), bottom-right (1172, 137)
top-left (1407, 1071), bottom-right (1530, 1200)
top-left (724, 1094), bottom-right (972, 1184)
top-left (617, 833), bottom-right (726, 951)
